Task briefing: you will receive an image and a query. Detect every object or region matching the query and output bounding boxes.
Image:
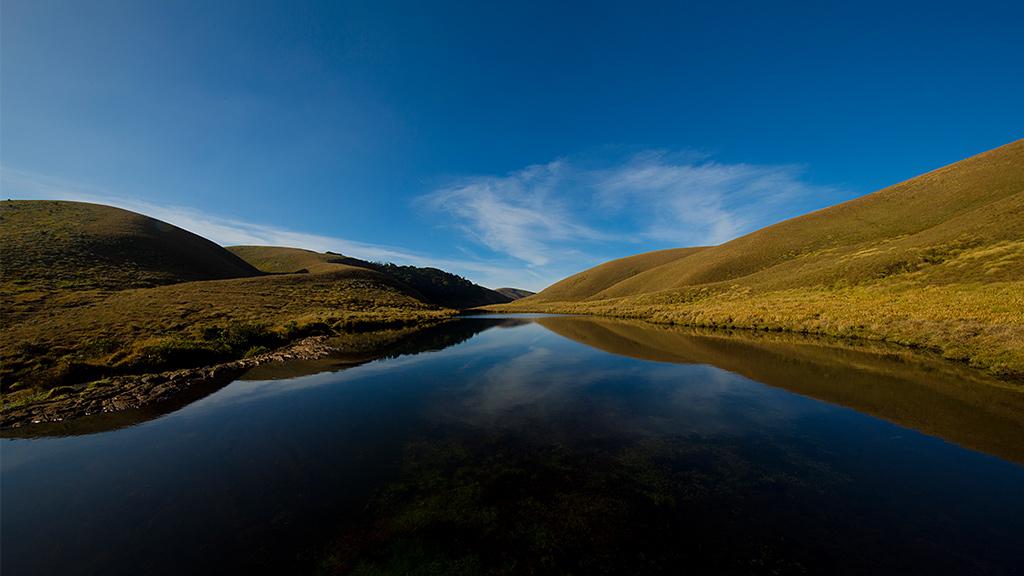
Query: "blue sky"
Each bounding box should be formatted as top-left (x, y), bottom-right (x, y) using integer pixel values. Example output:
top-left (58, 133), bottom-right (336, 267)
top-left (3, 0), bottom-right (1022, 290)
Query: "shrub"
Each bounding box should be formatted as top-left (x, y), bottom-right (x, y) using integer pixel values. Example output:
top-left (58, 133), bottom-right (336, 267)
top-left (122, 338), bottom-right (222, 373)
top-left (220, 321), bottom-right (278, 350)
top-left (243, 345), bottom-right (270, 358)
top-left (51, 358), bottom-right (106, 387)
top-left (46, 385), bottom-right (79, 399)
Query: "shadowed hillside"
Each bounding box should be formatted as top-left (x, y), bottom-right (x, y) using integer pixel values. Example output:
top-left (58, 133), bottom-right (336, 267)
top-left (228, 245), bottom-right (511, 309)
top-left (498, 140), bottom-right (1024, 379)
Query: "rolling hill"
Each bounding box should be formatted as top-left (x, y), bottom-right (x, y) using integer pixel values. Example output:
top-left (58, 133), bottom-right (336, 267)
top-left (0, 200), bottom-right (260, 287)
top-left (497, 139), bottom-right (1024, 379)
top-left (0, 202), bottom-right (499, 400)
top-left (495, 288), bottom-right (535, 300)
top-left (530, 247), bottom-right (705, 303)
top-left (226, 245), bottom-right (360, 274)
top-left (1, 200), bottom-right (262, 321)
top-left (227, 245), bottom-right (511, 309)
top-left (526, 140), bottom-right (1023, 301)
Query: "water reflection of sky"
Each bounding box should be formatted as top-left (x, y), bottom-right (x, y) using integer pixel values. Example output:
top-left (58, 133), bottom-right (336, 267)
top-left (425, 323), bottom-right (831, 440)
top-left (3, 317), bottom-right (1023, 575)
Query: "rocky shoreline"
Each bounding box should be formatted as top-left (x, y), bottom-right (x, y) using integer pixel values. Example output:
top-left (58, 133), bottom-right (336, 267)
top-left (1, 336), bottom-right (338, 429)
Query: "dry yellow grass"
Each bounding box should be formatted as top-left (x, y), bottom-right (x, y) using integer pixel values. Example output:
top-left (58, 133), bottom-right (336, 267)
top-left (495, 140), bottom-right (1024, 380)
top-left (1, 200), bottom-right (262, 323)
top-left (505, 281), bottom-right (1024, 378)
top-left (535, 247), bottom-right (705, 302)
top-left (0, 203), bottom-right (459, 400)
top-left (2, 202), bottom-right (522, 404)
top-left (228, 245), bottom-right (510, 309)
top-left (2, 267), bottom-right (453, 392)
top-left (227, 245), bottom-right (363, 274)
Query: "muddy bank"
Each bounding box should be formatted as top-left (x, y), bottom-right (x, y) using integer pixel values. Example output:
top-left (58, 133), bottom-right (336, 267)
top-left (1, 336), bottom-right (338, 429)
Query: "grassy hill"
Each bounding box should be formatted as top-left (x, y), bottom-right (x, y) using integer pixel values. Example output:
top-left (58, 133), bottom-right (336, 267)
top-left (496, 139), bottom-right (1024, 379)
top-left (0, 202), bottom-right (486, 402)
top-left (495, 287), bottom-right (535, 300)
top-left (226, 245), bottom-right (360, 274)
top-left (227, 245), bottom-right (511, 309)
top-left (1, 200), bottom-right (262, 322)
top-left (532, 247), bottom-right (705, 302)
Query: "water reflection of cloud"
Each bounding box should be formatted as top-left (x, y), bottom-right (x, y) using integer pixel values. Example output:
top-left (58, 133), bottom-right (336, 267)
top-left (167, 322), bottom-right (549, 420)
top-left (169, 320), bottom-right (830, 447)
top-left (457, 346), bottom-right (606, 415)
top-left (644, 364), bottom-right (831, 431)
top-left (435, 339), bottom-right (831, 443)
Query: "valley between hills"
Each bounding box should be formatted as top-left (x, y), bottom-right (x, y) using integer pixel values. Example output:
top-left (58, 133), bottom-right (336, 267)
top-left (2, 139), bottom-right (1022, 426)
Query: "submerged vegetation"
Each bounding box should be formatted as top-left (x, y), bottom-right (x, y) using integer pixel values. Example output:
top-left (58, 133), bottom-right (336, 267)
top-left (315, 420), bottom-right (1007, 575)
top-left (318, 433), bottom-right (824, 575)
top-left (493, 140), bottom-right (1024, 380)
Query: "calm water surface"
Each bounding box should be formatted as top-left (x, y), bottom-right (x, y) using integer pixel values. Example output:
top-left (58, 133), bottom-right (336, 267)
top-left (3, 316), bottom-right (1023, 575)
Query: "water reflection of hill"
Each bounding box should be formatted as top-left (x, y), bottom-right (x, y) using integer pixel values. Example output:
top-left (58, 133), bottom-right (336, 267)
top-left (239, 317), bottom-right (520, 380)
top-left (537, 316), bottom-right (1024, 464)
top-left (2, 318), bottom-right (516, 438)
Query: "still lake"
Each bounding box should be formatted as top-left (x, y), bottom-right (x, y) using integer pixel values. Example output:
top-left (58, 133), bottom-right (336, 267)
top-left (3, 315), bottom-right (1023, 575)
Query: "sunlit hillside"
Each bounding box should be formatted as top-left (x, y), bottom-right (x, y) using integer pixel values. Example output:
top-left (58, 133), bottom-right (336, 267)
top-left (228, 245), bottom-right (511, 308)
top-left (497, 140), bottom-right (1024, 379)
top-left (0, 200), bottom-right (261, 321)
top-left (0, 202), bottom-right (497, 395)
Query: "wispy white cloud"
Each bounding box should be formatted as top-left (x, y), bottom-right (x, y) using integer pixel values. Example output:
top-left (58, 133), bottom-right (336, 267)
top-left (595, 153), bottom-right (837, 245)
top-left (0, 168), bottom-right (523, 289)
top-left (419, 161), bottom-right (616, 267)
top-left (419, 152), bottom-right (843, 273)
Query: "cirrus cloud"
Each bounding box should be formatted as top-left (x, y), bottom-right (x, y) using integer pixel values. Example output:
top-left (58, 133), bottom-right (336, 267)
top-left (419, 161), bottom-right (618, 267)
top-left (419, 151), bottom-right (847, 278)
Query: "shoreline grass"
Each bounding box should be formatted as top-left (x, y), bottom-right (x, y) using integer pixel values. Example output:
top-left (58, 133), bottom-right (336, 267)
top-left (1, 267), bottom-right (457, 406)
top-left (1, 310), bottom-right (455, 419)
top-left (491, 141), bottom-right (1024, 383)
top-left (488, 280), bottom-right (1024, 382)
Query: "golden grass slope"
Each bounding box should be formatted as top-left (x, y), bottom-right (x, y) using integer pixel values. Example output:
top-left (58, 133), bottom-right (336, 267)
top-left (0, 206), bottom-right (454, 396)
top-left (499, 140), bottom-right (1024, 379)
top-left (0, 200), bottom-right (260, 287)
top-left (1, 204), bottom-right (512, 399)
top-left (1, 200), bottom-right (262, 322)
top-left (228, 245), bottom-right (511, 309)
top-left (227, 245), bottom-right (362, 274)
top-left (534, 247), bottom-right (705, 302)
top-left (495, 287), bottom-right (535, 300)
top-left (2, 267), bottom-right (450, 389)
top-left (529, 140), bottom-right (1024, 302)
